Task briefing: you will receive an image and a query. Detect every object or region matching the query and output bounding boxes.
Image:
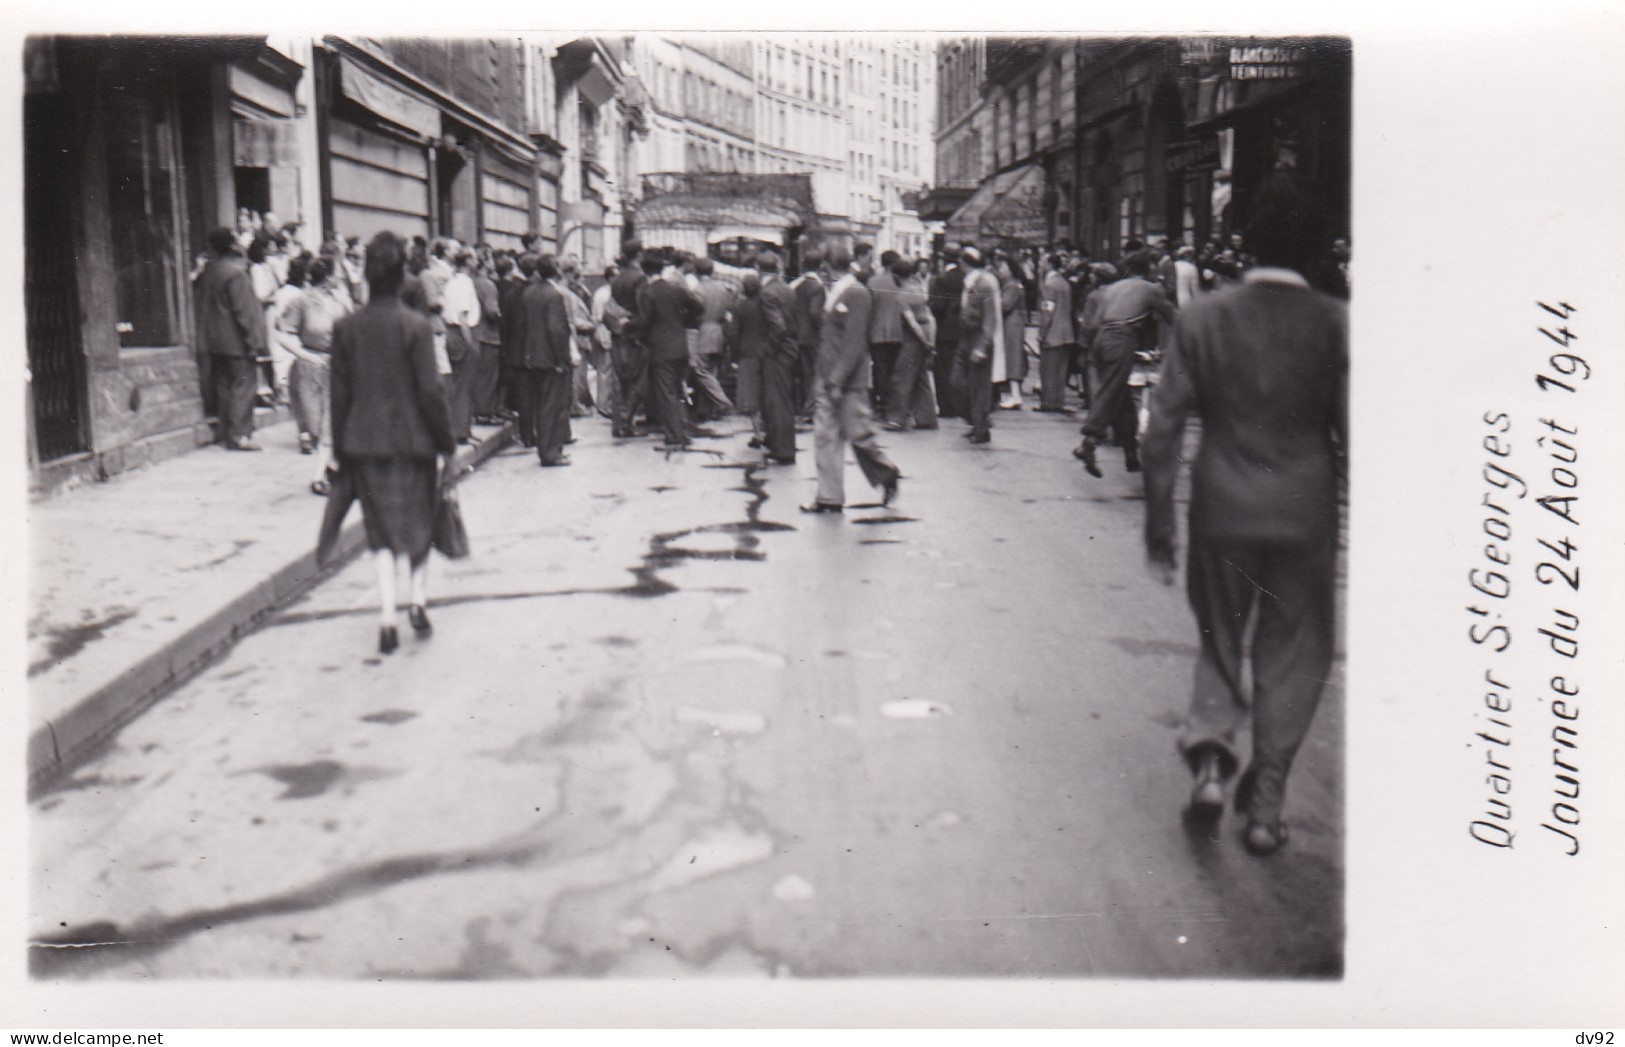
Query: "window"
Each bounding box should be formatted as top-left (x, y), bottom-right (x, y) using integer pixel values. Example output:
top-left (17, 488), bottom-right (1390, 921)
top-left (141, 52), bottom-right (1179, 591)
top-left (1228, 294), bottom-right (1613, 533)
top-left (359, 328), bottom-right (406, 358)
top-left (106, 84), bottom-right (183, 348)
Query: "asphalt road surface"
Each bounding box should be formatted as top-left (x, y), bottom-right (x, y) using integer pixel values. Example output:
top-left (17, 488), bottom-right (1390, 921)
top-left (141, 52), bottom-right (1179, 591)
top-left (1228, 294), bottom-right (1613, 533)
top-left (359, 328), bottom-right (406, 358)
top-left (31, 404), bottom-right (1344, 980)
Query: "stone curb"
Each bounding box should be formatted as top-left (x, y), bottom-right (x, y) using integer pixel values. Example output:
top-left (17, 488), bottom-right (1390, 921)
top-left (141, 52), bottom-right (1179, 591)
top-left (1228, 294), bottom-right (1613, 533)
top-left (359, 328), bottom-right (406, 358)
top-left (26, 422), bottom-right (517, 796)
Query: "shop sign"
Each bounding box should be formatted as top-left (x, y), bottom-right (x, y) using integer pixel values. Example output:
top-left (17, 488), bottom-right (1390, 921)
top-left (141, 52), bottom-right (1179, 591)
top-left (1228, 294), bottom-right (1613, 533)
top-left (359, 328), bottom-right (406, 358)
top-left (1167, 136), bottom-right (1220, 173)
top-left (1227, 44), bottom-right (1310, 81)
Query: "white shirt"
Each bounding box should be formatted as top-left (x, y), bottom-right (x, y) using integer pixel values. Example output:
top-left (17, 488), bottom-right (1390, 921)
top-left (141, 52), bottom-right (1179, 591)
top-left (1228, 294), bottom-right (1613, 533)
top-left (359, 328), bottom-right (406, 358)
top-left (442, 271), bottom-right (482, 328)
top-left (824, 272), bottom-right (858, 313)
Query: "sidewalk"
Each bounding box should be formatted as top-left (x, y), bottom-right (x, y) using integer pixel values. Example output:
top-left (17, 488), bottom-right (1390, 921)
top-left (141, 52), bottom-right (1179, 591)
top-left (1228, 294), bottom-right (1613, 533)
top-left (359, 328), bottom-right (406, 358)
top-left (26, 413), bottom-right (515, 792)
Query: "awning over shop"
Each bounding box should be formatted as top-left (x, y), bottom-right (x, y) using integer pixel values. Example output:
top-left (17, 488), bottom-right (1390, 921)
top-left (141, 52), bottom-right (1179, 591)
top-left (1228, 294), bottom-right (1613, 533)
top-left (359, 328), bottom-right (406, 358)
top-left (944, 163), bottom-right (1047, 246)
top-left (634, 195), bottom-right (802, 248)
top-left (339, 55), bottom-right (439, 141)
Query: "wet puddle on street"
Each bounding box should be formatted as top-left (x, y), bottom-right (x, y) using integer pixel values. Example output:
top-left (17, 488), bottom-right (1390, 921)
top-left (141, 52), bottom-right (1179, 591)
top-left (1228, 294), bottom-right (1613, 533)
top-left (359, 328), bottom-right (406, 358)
top-left (649, 823), bottom-right (774, 892)
top-left (682, 643), bottom-right (789, 669)
top-left (675, 707), bottom-right (769, 736)
top-left (245, 760), bottom-right (402, 800)
top-left (360, 709), bottom-right (418, 725)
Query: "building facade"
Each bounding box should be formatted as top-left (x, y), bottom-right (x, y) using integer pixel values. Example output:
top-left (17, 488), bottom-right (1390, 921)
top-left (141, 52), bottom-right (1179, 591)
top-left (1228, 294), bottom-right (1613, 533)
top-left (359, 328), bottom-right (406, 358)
top-left (927, 35), bottom-right (1351, 260)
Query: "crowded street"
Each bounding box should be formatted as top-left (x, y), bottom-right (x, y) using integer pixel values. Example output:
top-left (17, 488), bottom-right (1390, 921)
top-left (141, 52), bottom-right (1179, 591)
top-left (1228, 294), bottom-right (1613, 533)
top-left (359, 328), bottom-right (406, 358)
top-left (30, 407), bottom-right (1344, 980)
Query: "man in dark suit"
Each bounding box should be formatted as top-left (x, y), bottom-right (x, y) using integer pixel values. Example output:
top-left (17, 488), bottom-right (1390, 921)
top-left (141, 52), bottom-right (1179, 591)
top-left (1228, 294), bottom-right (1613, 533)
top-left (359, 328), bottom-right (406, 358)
top-left (790, 249), bottom-right (827, 422)
top-left (499, 254), bottom-right (536, 444)
top-left (609, 241), bottom-right (651, 439)
top-left (928, 243), bottom-right (966, 419)
top-left (1142, 174), bottom-right (1348, 857)
top-left (516, 254), bottom-right (575, 467)
top-left (631, 251), bottom-right (703, 449)
top-left (195, 227), bottom-right (267, 450)
top-left (1075, 252), bottom-right (1177, 476)
top-left (755, 251), bottom-right (799, 464)
top-left (866, 249), bottom-right (905, 419)
top-left (804, 249), bottom-right (900, 513)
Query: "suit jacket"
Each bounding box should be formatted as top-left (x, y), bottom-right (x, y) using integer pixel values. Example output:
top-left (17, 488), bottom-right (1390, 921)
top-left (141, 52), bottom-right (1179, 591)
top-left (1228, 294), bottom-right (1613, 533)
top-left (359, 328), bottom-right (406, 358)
top-left (726, 294), bottom-right (769, 360)
top-left (928, 265), bottom-right (965, 348)
top-left (610, 268), bottom-right (648, 313)
top-left (866, 269), bottom-right (905, 345)
top-left (329, 295), bottom-right (455, 461)
top-left (758, 276), bottom-right (798, 360)
top-left (516, 279), bottom-right (573, 371)
top-left (195, 255), bottom-right (266, 358)
top-left (791, 273), bottom-right (825, 350)
top-left (1143, 275), bottom-right (1348, 553)
top-left (959, 268), bottom-right (1002, 362)
top-left (1039, 270), bottom-right (1075, 347)
top-left (818, 276), bottom-right (873, 390)
top-left (635, 278), bottom-right (703, 362)
top-left (497, 276), bottom-right (529, 366)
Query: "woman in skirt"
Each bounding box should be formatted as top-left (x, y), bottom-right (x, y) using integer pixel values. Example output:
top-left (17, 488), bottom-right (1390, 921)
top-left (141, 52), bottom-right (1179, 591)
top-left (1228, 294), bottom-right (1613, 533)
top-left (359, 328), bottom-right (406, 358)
top-left (329, 232), bottom-right (457, 654)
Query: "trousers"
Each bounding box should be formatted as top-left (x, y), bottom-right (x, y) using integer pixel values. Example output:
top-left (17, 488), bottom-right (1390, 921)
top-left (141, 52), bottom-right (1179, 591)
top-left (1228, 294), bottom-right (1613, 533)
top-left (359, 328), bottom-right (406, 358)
top-left (1081, 329), bottom-right (1138, 444)
top-left (649, 355), bottom-right (691, 446)
top-left (1178, 531), bottom-right (1338, 821)
top-left (522, 368), bottom-right (571, 464)
top-left (1039, 343), bottom-right (1073, 410)
top-left (761, 349), bottom-right (798, 460)
top-left (813, 376), bottom-right (899, 506)
top-left (610, 336), bottom-right (647, 436)
top-left (964, 348), bottom-right (994, 437)
top-left (211, 353), bottom-right (256, 442)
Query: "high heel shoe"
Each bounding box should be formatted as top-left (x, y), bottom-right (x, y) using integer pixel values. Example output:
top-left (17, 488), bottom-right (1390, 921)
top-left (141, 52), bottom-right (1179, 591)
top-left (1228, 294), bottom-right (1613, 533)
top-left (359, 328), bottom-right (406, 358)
top-left (379, 625), bottom-right (399, 655)
top-left (408, 604), bottom-right (432, 636)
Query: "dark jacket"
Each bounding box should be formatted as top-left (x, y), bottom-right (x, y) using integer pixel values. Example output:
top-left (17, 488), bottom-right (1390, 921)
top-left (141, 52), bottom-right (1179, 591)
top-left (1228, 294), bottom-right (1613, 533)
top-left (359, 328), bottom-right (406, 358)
top-left (727, 293), bottom-right (769, 360)
top-left (818, 276), bottom-right (874, 390)
top-left (759, 275), bottom-right (798, 360)
top-left (516, 279), bottom-right (573, 371)
top-left (1143, 276), bottom-right (1348, 551)
top-left (329, 294), bottom-right (454, 461)
top-left (791, 273), bottom-right (825, 350)
top-left (195, 255), bottom-right (266, 358)
top-left (473, 273), bottom-right (502, 347)
top-left (928, 265), bottom-right (965, 348)
top-left (497, 276), bottom-right (529, 367)
top-left (634, 278), bottom-right (703, 363)
top-left (867, 269), bottom-right (905, 345)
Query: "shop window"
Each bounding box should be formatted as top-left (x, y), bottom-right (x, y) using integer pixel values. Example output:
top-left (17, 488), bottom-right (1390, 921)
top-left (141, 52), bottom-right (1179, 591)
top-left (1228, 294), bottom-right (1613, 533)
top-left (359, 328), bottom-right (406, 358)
top-left (105, 85), bottom-right (184, 349)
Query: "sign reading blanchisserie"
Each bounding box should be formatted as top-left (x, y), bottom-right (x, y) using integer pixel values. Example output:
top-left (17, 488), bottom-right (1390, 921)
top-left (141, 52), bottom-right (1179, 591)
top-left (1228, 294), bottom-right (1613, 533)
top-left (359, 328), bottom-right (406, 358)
top-left (1228, 44), bottom-right (1311, 81)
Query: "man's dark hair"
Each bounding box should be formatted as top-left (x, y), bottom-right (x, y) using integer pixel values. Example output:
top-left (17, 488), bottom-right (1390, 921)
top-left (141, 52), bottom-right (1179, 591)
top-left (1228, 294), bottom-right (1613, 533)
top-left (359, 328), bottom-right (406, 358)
top-left (755, 250), bottom-right (781, 274)
top-left (619, 238), bottom-right (643, 265)
top-left (1049, 252), bottom-right (1068, 270)
top-left (246, 234), bottom-right (271, 265)
top-left (880, 249), bottom-right (900, 268)
top-left (535, 254), bottom-right (560, 281)
top-left (517, 253), bottom-right (539, 277)
top-left (890, 256), bottom-right (914, 279)
top-left (797, 248), bottom-right (824, 277)
top-left (207, 227), bottom-right (237, 256)
top-left (826, 248), bottom-right (852, 272)
top-left (1246, 173), bottom-right (1326, 272)
top-left (306, 256), bottom-right (331, 287)
top-left (640, 252), bottom-right (666, 276)
top-left (603, 265), bottom-right (617, 281)
top-left (694, 257), bottom-right (715, 277)
top-left (495, 255), bottom-right (516, 278)
top-left (285, 254), bottom-right (310, 290)
top-left (1120, 251), bottom-right (1153, 278)
top-left (853, 241), bottom-right (873, 259)
top-left (365, 232), bottom-right (407, 297)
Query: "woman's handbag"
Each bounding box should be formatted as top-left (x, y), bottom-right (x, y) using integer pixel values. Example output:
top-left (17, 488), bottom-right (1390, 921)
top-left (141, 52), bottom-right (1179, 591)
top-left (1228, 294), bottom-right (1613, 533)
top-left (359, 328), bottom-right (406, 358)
top-left (431, 483), bottom-right (471, 560)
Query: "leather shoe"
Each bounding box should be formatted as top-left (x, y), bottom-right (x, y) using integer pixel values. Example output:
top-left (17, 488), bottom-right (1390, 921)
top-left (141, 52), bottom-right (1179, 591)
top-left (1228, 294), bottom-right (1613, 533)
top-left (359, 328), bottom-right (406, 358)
top-left (1242, 819), bottom-right (1290, 856)
top-left (800, 501), bottom-right (843, 514)
top-left (747, 436), bottom-right (764, 449)
top-left (767, 455), bottom-right (796, 465)
top-left (408, 604), bottom-right (432, 635)
top-left (540, 455), bottom-right (572, 467)
top-left (229, 438), bottom-right (263, 452)
top-left (1188, 749), bottom-right (1226, 817)
top-left (378, 625), bottom-right (399, 655)
top-left (881, 475), bottom-right (900, 507)
top-left (968, 431), bottom-right (990, 444)
top-left (1073, 438), bottom-right (1102, 477)
top-left (1124, 444), bottom-right (1142, 473)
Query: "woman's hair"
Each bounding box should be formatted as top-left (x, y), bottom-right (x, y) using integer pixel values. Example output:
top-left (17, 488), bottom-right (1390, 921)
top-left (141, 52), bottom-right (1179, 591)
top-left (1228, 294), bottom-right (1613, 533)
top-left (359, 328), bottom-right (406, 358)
top-left (285, 254), bottom-right (311, 289)
top-left (365, 232), bottom-right (407, 297)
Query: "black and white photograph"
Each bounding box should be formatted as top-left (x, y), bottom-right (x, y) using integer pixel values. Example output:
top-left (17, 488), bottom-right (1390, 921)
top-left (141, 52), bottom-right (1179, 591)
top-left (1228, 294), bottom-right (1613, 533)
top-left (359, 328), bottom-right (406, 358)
top-left (4, 7), bottom-right (1623, 1032)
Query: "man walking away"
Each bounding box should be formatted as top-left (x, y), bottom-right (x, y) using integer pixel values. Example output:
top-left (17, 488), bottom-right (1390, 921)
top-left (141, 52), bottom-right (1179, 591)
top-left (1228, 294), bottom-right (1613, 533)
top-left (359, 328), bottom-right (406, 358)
top-left (929, 244), bottom-right (966, 419)
top-left (1142, 173), bottom-right (1348, 857)
top-left (802, 249), bottom-right (901, 513)
top-left (791, 249), bottom-right (827, 422)
top-left (690, 257), bottom-right (736, 421)
top-left (957, 246), bottom-right (1001, 445)
top-left (610, 242), bottom-right (651, 439)
top-left (516, 254), bottom-right (574, 467)
top-left (867, 249), bottom-right (905, 419)
top-left (632, 250), bottom-right (704, 449)
top-left (754, 251), bottom-right (799, 464)
top-left (195, 226), bottom-right (268, 451)
top-left (1074, 252), bottom-right (1176, 476)
top-left (1037, 252), bottom-right (1076, 413)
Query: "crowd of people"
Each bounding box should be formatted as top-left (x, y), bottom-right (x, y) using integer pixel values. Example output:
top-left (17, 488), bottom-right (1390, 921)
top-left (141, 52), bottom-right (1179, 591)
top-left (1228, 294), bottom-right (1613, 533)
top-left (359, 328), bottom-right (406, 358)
top-left (188, 173), bottom-right (1348, 855)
